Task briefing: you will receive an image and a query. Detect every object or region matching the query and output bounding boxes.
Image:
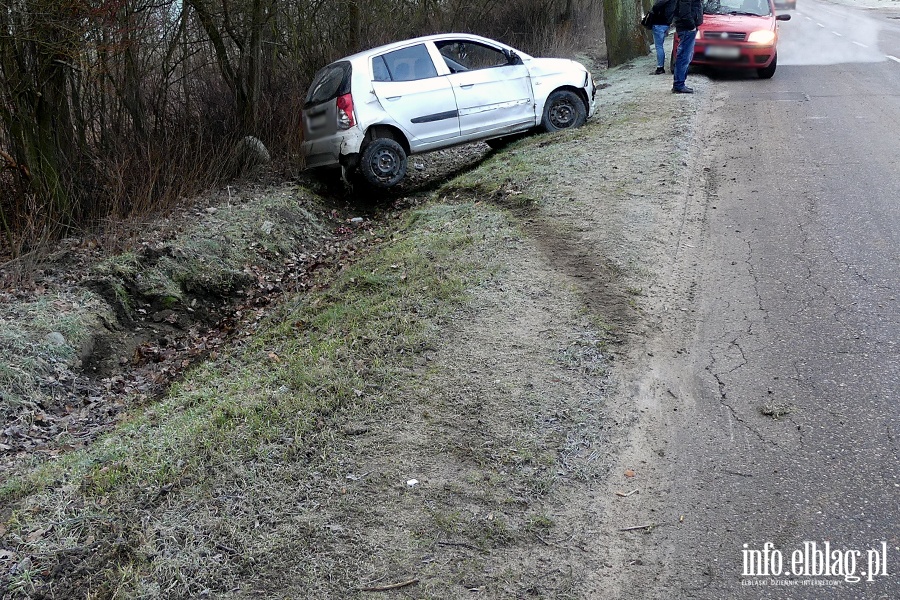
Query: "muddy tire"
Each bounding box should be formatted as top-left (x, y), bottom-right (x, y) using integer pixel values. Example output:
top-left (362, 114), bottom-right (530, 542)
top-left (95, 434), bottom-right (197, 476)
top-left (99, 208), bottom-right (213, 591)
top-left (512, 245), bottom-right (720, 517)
top-left (359, 137), bottom-right (407, 188)
top-left (540, 90), bottom-right (587, 133)
top-left (758, 54), bottom-right (777, 79)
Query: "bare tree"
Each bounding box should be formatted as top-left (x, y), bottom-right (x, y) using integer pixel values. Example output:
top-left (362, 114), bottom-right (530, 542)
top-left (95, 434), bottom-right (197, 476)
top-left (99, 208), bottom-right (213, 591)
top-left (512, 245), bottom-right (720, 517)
top-left (0, 0), bottom-right (92, 231)
top-left (184, 0), bottom-right (278, 134)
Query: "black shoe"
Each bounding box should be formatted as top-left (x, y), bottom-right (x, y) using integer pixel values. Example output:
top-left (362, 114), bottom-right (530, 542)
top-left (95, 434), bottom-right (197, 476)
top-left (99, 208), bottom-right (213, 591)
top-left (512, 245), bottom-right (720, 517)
top-left (672, 86), bottom-right (694, 94)
top-left (655, 67), bottom-right (665, 75)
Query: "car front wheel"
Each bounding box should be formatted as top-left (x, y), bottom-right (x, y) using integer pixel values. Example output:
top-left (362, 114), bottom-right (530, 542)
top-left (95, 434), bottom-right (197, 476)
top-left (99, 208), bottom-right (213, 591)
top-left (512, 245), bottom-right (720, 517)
top-left (359, 137), bottom-right (407, 188)
top-left (540, 90), bottom-right (587, 133)
top-left (758, 54), bottom-right (777, 79)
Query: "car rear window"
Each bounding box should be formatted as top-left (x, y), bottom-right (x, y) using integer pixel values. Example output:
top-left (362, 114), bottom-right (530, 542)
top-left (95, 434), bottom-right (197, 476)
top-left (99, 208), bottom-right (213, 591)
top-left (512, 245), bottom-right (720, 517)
top-left (374, 44), bottom-right (437, 82)
top-left (304, 62), bottom-right (351, 108)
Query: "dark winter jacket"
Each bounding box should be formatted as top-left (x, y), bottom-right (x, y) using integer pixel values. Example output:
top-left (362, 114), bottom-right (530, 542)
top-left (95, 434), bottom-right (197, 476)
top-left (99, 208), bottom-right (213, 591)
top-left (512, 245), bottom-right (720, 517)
top-left (649, 0), bottom-right (676, 26)
top-left (673, 0), bottom-right (704, 31)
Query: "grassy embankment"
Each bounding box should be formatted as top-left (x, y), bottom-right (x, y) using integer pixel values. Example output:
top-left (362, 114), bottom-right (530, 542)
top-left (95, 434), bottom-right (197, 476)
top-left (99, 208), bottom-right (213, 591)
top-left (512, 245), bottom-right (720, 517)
top-left (1, 63), bottom-right (642, 595)
top-left (0, 193), bottom-right (518, 596)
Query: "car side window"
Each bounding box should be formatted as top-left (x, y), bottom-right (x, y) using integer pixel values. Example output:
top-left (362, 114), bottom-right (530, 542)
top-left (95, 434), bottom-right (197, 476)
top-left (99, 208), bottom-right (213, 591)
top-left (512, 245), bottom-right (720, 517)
top-left (376, 44), bottom-right (437, 82)
top-left (436, 41), bottom-right (508, 72)
top-left (372, 56), bottom-right (391, 82)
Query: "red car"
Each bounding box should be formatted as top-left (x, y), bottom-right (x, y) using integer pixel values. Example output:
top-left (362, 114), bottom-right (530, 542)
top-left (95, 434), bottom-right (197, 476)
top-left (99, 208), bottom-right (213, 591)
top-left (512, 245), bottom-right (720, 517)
top-left (673, 0), bottom-right (791, 79)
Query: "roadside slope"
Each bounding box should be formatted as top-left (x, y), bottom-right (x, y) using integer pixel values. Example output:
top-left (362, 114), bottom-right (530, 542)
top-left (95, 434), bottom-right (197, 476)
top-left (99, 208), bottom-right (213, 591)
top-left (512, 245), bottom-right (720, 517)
top-left (1, 52), bottom-right (712, 598)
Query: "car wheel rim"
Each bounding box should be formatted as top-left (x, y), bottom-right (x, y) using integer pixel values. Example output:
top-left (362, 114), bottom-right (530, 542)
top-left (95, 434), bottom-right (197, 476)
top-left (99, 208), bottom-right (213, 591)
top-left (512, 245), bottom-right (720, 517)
top-left (549, 100), bottom-right (575, 129)
top-left (371, 148), bottom-right (399, 178)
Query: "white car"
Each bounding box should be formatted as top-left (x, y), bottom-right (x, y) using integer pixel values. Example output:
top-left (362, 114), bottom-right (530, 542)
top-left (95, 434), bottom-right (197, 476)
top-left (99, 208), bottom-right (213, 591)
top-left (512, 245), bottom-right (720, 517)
top-left (301, 33), bottom-right (596, 187)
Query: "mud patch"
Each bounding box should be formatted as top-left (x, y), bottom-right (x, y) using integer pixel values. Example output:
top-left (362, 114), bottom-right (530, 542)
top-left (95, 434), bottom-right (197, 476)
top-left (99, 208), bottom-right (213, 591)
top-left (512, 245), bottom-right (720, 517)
top-left (525, 217), bottom-right (637, 336)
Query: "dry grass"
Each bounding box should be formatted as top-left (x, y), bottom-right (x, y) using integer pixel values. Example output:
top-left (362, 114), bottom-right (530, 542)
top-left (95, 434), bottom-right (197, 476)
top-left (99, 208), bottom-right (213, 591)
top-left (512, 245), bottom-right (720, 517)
top-left (0, 291), bottom-right (112, 410)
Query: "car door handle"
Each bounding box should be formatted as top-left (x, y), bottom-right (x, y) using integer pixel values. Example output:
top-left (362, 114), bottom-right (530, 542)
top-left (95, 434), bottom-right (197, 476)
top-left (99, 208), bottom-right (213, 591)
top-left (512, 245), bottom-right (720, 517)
top-left (385, 95), bottom-right (402, 100)
top-left (460, 84), bottom-right (474, 89)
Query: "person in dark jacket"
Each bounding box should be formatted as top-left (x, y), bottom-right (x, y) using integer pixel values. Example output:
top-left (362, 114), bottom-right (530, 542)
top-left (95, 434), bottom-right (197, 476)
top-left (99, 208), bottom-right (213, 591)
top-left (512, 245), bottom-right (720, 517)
top-left (672, 0), bottom-right (704, 93)
top-left (648, 0), bottom-right (676, 75)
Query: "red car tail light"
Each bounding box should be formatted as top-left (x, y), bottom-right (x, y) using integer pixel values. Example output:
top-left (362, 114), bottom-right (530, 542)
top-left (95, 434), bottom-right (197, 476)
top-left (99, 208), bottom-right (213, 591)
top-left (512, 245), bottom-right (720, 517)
top-left (336, 93), bottom-right (355, 130)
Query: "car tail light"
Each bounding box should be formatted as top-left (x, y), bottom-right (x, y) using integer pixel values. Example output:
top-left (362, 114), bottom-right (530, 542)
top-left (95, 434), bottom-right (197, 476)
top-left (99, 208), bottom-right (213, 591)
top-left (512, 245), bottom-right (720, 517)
top-left (336, 93), bottom-right (355, 130)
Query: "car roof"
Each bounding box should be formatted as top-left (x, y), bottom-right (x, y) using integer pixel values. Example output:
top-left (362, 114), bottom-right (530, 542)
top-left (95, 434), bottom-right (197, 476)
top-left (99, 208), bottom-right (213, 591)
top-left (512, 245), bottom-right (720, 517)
top-left (334, 33), bottom-right (530, 67)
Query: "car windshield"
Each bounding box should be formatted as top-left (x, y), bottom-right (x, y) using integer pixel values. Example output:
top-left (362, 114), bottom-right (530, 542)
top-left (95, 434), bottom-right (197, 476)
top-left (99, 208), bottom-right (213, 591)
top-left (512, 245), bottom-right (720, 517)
top-left (704, 0), bottom-right (772, 16)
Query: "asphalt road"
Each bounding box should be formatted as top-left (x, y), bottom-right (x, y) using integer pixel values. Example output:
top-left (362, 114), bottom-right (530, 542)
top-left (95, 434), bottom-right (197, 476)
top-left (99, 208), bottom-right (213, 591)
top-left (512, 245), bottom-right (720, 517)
top-left (654, 2), bottom-right (900, 597)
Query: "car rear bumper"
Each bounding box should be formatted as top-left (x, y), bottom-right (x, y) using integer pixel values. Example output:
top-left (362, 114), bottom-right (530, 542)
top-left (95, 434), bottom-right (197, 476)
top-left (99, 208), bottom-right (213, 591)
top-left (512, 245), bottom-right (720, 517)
top-left (300, 128), bottom-right (365, 169)
top-left (691, 43), bottom-right (776, 69)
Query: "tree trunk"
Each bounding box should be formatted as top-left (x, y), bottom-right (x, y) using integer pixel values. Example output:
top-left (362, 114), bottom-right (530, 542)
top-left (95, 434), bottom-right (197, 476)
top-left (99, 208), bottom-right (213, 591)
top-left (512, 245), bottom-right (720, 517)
top-left (602, 0), bottom-right (648, 67)
top-left (344, 0), bottom-right (361, 52)
top-left (186, 0), bottom-right (275, 134)
top-left (0, 2), bottom-right (84, 231)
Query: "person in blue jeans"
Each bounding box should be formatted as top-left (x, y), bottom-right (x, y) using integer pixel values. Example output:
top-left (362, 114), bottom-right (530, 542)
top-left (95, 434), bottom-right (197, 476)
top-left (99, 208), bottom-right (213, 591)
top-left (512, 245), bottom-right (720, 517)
top-left (648, 0), bottom-right (676, 75)
top-left (672, 0), bottom-right (704, 93)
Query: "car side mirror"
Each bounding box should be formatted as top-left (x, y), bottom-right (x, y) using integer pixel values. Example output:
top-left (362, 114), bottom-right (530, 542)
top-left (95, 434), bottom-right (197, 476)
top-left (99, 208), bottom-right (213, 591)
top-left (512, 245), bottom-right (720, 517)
top-left (776, 14), bottom-right (791, 21)
top-left (506, 50), bottom-right (522, 65)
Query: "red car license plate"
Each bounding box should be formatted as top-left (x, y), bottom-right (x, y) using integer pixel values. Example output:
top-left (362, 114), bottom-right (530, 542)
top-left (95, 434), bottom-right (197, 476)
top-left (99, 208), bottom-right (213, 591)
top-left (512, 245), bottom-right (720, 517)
top-left (705, 45), bottom-right (740, 59)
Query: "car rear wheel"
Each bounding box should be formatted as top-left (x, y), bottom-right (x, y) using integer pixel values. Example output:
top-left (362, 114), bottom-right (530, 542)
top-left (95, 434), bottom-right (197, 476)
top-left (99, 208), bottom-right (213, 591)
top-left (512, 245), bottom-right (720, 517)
top-left (540, 90), bottom-right (587, 133)
top-left (359, 137), bottom-right (407, 188)
top-left (758, 54), bottom-right (777, 79)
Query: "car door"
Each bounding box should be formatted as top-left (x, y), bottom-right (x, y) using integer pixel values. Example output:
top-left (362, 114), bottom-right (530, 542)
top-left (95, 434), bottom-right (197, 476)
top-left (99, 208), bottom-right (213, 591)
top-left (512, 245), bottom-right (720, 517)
top-left (436, 40), bottom-right (536, 138)
top-left (370, 43), bottom-right (460, 148)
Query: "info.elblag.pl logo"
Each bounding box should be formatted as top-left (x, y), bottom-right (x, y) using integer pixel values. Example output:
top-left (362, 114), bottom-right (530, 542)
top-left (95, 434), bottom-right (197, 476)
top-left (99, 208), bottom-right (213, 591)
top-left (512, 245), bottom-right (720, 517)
top-left (742, 541), bottom-right (892, 584)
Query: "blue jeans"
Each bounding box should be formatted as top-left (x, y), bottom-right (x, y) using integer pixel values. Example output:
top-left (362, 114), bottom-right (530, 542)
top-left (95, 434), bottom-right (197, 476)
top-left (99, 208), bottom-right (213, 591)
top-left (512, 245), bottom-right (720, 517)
top-left (674, 29), bottom-right (697, 89)
top-left (652, 25), bottom-right (669, 68)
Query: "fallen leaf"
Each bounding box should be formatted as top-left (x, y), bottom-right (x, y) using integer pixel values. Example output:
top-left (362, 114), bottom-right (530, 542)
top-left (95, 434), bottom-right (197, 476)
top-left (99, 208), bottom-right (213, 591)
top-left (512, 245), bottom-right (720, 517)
top-left (624, 469), bottom-right (635, 478)
top-left (25, 527), bottom-right (48, 543)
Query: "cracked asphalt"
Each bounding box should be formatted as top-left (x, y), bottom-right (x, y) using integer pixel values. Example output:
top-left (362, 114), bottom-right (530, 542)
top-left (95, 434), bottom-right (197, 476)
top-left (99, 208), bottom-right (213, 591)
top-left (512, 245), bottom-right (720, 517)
top-left (618, 25), bottom-right (900, 599)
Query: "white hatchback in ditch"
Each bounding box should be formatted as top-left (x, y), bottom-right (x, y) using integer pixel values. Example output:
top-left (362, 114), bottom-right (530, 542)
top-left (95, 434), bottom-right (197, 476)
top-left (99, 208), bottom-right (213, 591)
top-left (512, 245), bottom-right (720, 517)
top-left (300, 33), bottom-right (596, 188)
